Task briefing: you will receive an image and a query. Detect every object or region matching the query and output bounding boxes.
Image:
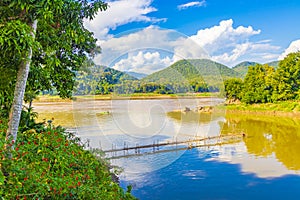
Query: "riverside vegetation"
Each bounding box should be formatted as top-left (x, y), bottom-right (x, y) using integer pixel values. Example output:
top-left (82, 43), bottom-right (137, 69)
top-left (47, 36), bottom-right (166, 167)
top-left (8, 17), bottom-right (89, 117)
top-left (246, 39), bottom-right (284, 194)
top-left (224, 52), bottom-right (300, 105)
top-left (0, 0), bottom-right (136, 199)
top-left (0, 114), bottom-right (135, 199)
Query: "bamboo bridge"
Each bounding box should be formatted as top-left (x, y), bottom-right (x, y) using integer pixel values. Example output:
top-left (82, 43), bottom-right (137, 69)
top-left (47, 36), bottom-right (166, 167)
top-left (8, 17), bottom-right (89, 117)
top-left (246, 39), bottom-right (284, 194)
top-left (103, 133), bottom-right (245, 159)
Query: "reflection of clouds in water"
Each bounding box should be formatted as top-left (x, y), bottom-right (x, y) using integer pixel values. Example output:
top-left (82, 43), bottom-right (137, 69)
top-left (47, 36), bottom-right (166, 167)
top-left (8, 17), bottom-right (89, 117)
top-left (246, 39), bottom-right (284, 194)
top-left (112, 150), bottom-right (186, 174)
top-left (181, 170), bottom-right (207, 180)
top-left (127, 100), bottom-right (166, 131)
top-left (37, 98), bottom-right (226, 174)
top-left (203, 143), bottom-right (299, 178)
top-left (74, 98), bottom-right (226, 174)
top-left (111, 100), bottom-right (173, 137)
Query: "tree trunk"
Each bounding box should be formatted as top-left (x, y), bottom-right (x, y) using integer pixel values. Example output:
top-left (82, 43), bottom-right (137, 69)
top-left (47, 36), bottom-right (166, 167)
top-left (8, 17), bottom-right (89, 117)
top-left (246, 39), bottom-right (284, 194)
top-left (6, 20), bottom-right (38, 143)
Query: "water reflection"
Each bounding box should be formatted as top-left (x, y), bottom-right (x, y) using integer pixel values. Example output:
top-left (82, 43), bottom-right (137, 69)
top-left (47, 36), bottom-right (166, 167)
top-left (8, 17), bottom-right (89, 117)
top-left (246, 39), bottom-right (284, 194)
top-left (167, 111), bottom-right (223, 124)
top-left (33, 99), bottom-right (300, 199)
top-left (223, 114), bottom-right (300, 171)
top-left (34, 100), bottom-right (300, 177)
top-left (120, 148), bottom-right (300, 200)
top-left (34, 98), bottom-right (224, 173)
top-left (167, 110), bottom-right (300, 176)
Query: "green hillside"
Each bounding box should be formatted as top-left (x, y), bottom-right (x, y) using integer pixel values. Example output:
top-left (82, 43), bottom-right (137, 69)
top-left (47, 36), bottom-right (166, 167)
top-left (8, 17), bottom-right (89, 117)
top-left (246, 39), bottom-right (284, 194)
top-left (266, 60), bottom-right (280, 69)
top-left (233, 61), bottom-right (281, 77)
top-left (232, 61), bottom-right (259, 77)
top-left (75, 65), bottom-right (137, 95)
top-left (142, 59), bottom-right (241, 84)
top-left (125, 71), bottom-right (148, 79)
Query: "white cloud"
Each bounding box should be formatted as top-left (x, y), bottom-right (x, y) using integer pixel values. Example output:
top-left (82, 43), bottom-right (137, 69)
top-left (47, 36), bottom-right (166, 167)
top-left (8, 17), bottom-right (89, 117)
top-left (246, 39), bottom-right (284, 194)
top-left (112, 51), bottom-right (174, 74)
top-left (94, 26), bottom-right (208, 74)
top-left (93, 19), bottom-right (281, 72)
top-left (190, 19), bottom-right (261, 53)
top-left (189, 19), bottom-right (281, 66)
top-left (84, 0), bottom-right (165, 40)
top-left (279, 39), bottom-right (300, 60)
top-left (177, 1), bottom-right (206, 10)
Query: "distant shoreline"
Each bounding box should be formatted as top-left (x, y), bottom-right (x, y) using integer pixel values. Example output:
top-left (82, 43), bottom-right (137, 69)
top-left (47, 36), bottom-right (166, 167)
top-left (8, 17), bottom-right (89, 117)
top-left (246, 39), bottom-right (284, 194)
top-left (33, 95), bottom-right (300, 117)
top-left (33, 93), bottom-right (219, 102)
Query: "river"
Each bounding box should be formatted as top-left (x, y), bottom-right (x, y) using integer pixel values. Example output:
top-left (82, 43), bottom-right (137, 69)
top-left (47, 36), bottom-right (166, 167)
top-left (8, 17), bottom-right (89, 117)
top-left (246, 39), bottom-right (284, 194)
top-left (34, 98), bottom-right (300, 200)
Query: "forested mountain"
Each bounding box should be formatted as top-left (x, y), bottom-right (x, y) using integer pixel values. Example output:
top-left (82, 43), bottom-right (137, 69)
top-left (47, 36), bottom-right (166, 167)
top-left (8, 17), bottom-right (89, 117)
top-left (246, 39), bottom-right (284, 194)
top-left (266, 61), bottom-right (280, 69)
top-left (125, 71), bottom-right (148, 79)
top-left (73, 59), bottom-right (281, 95)
top-left (90, 65), bottom-right (137, 82)
top-left (142, 59), bottom-right (241, 83)
top-left (74, 65), bottom-right (137, 95)
top-left (232, 61), bottom-right (259, 77)
top-left (233, 61), bottom-right (280, 77)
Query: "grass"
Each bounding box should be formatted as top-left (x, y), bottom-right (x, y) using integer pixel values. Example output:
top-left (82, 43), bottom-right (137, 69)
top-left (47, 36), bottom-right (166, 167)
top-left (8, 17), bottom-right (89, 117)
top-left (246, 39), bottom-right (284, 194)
top-left (224, 101), bottom-right (300, 114)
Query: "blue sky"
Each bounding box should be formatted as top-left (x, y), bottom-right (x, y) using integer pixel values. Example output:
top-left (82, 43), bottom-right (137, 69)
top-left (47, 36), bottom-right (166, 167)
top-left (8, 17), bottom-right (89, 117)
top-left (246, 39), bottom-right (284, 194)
top-left (84, 0), bottom-right (300, 74)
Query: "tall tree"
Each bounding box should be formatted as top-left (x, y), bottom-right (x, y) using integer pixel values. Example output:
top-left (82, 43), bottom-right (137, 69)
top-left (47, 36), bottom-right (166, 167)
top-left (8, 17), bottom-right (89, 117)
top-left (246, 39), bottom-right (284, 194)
top-left (272, 52), bottom-right (300, 101)
top-left (242, 64), bottom-right (275, 104)
top-left (0, 0), bottom-right (107, 142)
top-left (224, 78), bottom-right (244, 100)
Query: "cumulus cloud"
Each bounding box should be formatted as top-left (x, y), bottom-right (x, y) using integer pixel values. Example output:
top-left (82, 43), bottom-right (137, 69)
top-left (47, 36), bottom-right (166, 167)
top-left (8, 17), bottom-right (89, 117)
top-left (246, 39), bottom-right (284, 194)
top-left (279, 39), bottom-right (300, 60)
top-left (84, 0), bottom-right (165, 40)
top-left (190, 19), bottom-right (281, 66)
top-left (94, 26), bottom-right (208, 74)
top-left (112, 51), bottom-right (174, 74)
top-left (177, 1), bottom-right (206, 10)
top-left (190, 19), bottom-right (261, 53)
top-left (92, 18), bottom-right (281, 72)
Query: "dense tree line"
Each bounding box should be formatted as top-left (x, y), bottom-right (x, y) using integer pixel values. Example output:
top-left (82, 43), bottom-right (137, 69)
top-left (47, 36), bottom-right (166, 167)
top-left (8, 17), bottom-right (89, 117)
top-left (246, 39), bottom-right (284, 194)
top-left (73, 64), bottom-right (220, 95)
top-left (74, 72), bottom-right (218, 95)
top-left (224, 52), bottom-right (300, 104)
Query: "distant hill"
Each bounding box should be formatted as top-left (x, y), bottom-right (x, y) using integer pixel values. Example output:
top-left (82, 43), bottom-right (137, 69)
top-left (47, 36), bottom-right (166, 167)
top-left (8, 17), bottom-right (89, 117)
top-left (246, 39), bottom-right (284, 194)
top-left (74, 65), bottom-right (137, 95)
top-left (142, 59), bottom-right (241, 85)
top-left (125, 71), bottom-right (148, 79)
top-left (232, 61), bottom-right (281, 77)
top-left (265, 61), bottom-right (280, 69)
top-left (232, 61), bottom-right (260, 77)
top-left (86, 65), bottom-right (137, 82)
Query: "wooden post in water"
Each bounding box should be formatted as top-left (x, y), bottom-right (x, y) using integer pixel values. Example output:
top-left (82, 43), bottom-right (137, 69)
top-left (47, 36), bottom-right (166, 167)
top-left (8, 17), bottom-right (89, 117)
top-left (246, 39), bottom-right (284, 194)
top-left (123, 142), bottom-right (126, 156)
top-left (153, 141), bottom-right (155, 152)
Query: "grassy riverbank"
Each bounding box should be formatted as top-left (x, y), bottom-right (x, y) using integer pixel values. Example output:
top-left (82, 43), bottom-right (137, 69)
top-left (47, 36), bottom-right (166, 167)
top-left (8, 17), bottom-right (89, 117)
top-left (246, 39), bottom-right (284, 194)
top-left (0, 118), bottom-right (136, 199)
top-left (223, 101), bottom-right (300, 117)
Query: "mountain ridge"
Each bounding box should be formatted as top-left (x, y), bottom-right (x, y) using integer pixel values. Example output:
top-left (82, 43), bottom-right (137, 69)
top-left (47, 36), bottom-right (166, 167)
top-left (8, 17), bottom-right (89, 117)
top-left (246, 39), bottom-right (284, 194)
top-left (142, 59), bottom-right (242, 84)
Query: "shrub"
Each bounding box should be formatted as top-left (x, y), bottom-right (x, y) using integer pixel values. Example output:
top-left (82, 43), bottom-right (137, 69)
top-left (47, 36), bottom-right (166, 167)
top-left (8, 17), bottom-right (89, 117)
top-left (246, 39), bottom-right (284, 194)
top-left (0, 119), bottom-right (135, 199)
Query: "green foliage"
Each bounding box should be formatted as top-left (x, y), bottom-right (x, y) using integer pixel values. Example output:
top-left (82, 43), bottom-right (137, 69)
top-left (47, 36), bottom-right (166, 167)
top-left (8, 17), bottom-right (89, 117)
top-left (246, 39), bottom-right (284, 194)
top-left (0, 67), bottom-right (16, 117)
top-left (272, 52), bottom-right (300, 101)
top-left (74, 65), bottom-right (137, 95)
top-left (224, 78), bottom-right (244, 99)
top-left (242, 64), bottom-right (275, 104)
top-left (0, 119), bottom-right (135, 199)
top-left (0, 0), bottom-right (108, 106)
top-left (225, 52), bottom-right (300, 104)
top-left (232, 61), bottom-right (259, 77)
top-left (0, 20), bottom-right (38, 64)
